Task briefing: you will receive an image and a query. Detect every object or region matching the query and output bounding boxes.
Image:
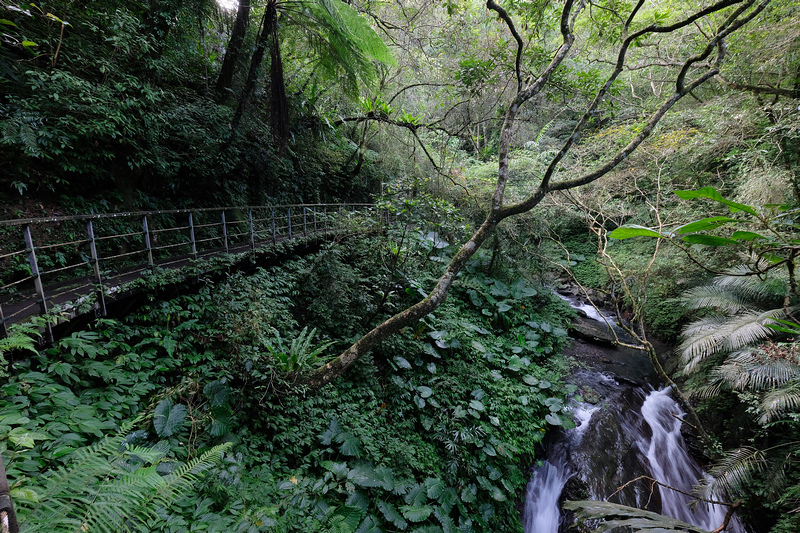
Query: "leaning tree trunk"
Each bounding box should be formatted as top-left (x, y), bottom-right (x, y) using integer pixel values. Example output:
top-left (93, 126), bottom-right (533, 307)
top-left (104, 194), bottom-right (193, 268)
top-left (301, 0), bottom-right (770, 390)
top-left (215, 0), bottom-right (251, 104)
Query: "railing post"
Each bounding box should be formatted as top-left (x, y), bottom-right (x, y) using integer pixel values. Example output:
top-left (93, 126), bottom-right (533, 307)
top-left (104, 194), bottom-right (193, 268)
top-left (271, 207), bottom-right (276, 243)
top-left (249, 209), bottom-right (255, 250)
top-left (313, 206), bottom-right (318, 233)
top-left (142, 216), bottom-right (154, 269)
top-left (23, 225), bottom-right (52, 342)
top-left (1, 455), bottom-right (19, 533)
top-left (324, 206), bottom-right (328, 233)
top-left (0, 305), bottom-right (6, 340)
top-left (222, 211), bottom-right (229, 253)
top-left (303, 207), bottom-right (307, 236)
top-left (188, 213), bottom-right (198, 260)
top-left (287, 208), bottom-right (292, 240)
top-left (87, 221), bottom-right (107, 317)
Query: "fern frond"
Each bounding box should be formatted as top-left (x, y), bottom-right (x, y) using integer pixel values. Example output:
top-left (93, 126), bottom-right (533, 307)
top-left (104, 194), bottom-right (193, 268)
top-left (709, 348), bottom-right (800, 392)
top-left (293, 0), bottom-right (393, 96)
top-left (680, 308), bottom-right (786, 373)
top-left (715, 270), bottom-right (788, 298)
top-left (759, 380), bottom-right (800, 424)
top-left (682, 284), bottom-right (757, 314)
top-left (699, 446), bottom-right (766, 499)
top-left (18, 425), bottom-right (229, 533)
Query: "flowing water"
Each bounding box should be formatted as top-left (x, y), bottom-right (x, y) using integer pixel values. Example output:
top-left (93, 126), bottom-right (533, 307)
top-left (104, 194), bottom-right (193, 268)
top-left (522, 386), bottom-right (746, 533)
top-left (523, 294), bottom-right (747, 532)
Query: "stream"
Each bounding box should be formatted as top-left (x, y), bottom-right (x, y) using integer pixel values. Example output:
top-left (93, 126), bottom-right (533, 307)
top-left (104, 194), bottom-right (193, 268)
top-left (522, 295), bottom-right (747, 532)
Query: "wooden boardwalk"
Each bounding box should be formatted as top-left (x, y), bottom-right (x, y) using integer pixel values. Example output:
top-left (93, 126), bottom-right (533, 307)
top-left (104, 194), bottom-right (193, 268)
top-left (0, 204), bottom-right (378, 340)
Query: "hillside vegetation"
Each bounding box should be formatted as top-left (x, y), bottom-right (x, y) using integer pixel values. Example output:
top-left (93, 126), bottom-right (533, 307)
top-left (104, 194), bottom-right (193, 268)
top-left (2, 0), bottom-right (800, 531)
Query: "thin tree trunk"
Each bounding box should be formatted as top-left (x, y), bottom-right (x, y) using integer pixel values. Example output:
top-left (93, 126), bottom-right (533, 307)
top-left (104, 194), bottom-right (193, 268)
top-left (267, 1), bottom-right (289, 155)
top-left (231, 1), bottom-right (274, 131)
top-left (215, 0), bottom-right (252, 104)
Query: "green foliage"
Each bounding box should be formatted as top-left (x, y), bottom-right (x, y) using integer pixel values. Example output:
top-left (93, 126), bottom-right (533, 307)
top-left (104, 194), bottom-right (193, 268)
top-left (17, 422), bottom-right (230, 532)
top-left (0, 319), bottom-right (41, 379)
top-left (302, 0), bottom-right (395, 97)
top-left (264, 327), bottom-right (335, 375)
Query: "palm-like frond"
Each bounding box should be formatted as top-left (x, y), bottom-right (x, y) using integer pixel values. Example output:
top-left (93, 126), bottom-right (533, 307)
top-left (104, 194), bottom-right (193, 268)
top-left (707, 348), bottom-right (800, 393)
top-left (698, 446), bottom-right (766, 499)
top-left (291, 0), bottom-right (394, 96)
top-left (759, 380), bottom-right (800, 424)
top-left (680, 308), bottom-right (786, 373)
top-left (682, 268), bottom-right (788, 312)
top-left (562, 500), bottom-right (709, 532)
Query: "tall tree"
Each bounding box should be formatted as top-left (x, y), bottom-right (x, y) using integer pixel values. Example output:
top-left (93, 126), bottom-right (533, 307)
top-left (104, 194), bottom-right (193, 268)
top-left (215, 0), bottom-right (252, 103)
top-left (231, 0), bottom-right (394, 153)
top-left (305, 0), bottom-right (775, 388)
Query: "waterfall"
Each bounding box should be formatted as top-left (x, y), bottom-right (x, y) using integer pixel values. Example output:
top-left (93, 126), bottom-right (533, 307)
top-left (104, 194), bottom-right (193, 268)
top-left (522, 404), bottom-right (597, 532)
top-left (523, 388), bottom-right (746, 532)
top-left (522, 459), bottom-right (571, 533)
top-left (637, 388), bottom-right (746, 532)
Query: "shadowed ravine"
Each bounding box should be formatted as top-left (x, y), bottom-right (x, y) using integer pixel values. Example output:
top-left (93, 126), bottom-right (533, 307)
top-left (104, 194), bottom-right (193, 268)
top-left (522, 296), bottom-right (747, 533)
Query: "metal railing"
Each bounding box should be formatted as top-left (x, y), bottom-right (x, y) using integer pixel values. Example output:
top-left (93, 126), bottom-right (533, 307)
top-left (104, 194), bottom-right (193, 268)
top-left (0, 204), bottom-right (378, 340)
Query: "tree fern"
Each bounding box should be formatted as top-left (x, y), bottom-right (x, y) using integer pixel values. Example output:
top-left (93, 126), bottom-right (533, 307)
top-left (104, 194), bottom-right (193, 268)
top-left (17, 424), bottom-right (230, 532)
top-left (680, 308), bottom-right (788, 372)
top-left (698, 446), bottom-right (766, 499)
top-left (760, 380), bottom-right (800, 424)
top-left (700, 347), bottom-right (800, 396)
top-left (294, 0), bottom-right (394, 97)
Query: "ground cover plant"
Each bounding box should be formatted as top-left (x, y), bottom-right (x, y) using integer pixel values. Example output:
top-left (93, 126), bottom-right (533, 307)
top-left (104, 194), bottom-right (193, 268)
top-left (0, 230), bottom-right (575, 532)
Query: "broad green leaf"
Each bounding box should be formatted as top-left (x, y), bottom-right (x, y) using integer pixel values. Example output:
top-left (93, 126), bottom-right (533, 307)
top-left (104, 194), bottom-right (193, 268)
top-left (400, 504), bottom-right (434, 522)
top-left (608, 225), bottom-right (661, 239)
top-left (675, 187), bottom-right (758, 215)
top-left (8, 428), bottom-right (50, 448)
top-left (337, 432), bottom-right (362, 456)
top-left (681, 234), bottom-right (740, 246)
top-left (355, 516), bottom-right (383, 533)
top-left (545, 413), bottom-right (562, 426)
top-left (393, 356), bottom-right (412, 369)
top-left (730, 230), bottom-right (766, 241)
top-left (523, 375), bottom-right (539, 386)
top-left (378, 500), bottom-right (408, 529)
top-left (460, 484), bottom-right (477, 503)
top-left (162, 335), bottom-right (177, 357)
top-left (417, 386), bottom-right (433, 398)
top-left (507, 355), bottom-right (522, 371)
top-left (425, 477), bottom-right (445, 499)
top-left (332, 505), bottom-right (364, 531)
top-left (468, 399), bottom-right (485, 412)
top-left (153, 399), bottom-right (187, 437)
top-left (674, 216), bottom-right (740, 234)
top-left (10, 487), bottom-right (39, 503)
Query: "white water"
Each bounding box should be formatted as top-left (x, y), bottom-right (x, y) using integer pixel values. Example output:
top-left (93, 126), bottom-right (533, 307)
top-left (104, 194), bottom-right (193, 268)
top-left (638, 388), bottom-right (745, 532)
top-left (523, 460), bottom-right (571, 533)
top-left (555, 292), bottom-right (616, 326)
top-left (523, 388), bottom-right (746, 533)
top-left (522, 404), bottom-right (597, 532)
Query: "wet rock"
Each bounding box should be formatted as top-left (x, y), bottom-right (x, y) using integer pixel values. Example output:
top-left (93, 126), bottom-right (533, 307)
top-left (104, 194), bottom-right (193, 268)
top-left (570, 317), bottom-right (618, 346)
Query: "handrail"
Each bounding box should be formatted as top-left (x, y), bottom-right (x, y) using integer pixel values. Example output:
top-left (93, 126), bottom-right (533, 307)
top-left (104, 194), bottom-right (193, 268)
top-left (0, 203), bottom-right (381, 340)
